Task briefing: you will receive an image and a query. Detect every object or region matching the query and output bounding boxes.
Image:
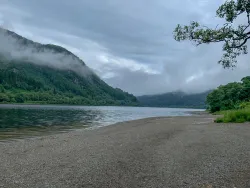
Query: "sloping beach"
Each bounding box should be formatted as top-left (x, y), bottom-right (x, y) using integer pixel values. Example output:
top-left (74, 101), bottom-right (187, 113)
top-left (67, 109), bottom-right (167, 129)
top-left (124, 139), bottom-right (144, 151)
top-left (1, 114), bottom-right (250, 188)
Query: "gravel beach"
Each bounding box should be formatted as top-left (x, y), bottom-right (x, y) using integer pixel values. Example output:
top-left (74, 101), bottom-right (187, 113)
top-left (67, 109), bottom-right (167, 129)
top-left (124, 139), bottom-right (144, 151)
top-left (1, 114), bottom-right (250, 188)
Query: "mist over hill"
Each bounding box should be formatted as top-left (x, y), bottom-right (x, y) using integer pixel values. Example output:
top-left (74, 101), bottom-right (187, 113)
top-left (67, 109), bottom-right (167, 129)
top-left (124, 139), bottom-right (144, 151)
top-left (0, 27), bottom-right (92, 76)
top-left (137, 90), bottom-right (212, 109)
top-left (0, 28), bottom-right (138, 106)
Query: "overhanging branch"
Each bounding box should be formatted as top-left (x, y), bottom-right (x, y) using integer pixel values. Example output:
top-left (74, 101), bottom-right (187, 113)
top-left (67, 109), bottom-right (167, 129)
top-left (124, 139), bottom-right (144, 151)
top-left (229, 36), bottom-right (250, 48)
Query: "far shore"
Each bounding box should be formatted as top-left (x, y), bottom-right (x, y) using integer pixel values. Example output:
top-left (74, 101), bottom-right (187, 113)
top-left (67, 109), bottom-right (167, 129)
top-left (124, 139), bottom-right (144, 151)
top-left (0, 103), bottom-right (206, 109)
top-left (1, 113), bottom-right (250, 187)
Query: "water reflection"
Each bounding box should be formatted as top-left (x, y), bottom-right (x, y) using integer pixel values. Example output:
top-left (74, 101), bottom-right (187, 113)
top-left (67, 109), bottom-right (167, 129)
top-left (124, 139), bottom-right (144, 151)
top-left (0, 104), bottom-right (203, 140)
top-left (0, 106), bottom-right (105, 140)
top-left (0, 108), bottom-right (105, 128)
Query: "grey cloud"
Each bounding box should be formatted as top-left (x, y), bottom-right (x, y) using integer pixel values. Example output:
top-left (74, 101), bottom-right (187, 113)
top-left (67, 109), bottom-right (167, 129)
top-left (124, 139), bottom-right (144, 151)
top-left (1, 0), bottom-right (188, 64)
top-left (0, 0), bottom-right (250, 95)
top-left (0, 29), bottom-right (93, 76)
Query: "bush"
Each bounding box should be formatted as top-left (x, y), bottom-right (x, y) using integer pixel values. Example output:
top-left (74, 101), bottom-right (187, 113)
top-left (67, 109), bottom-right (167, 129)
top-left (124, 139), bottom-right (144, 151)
top-left (215, 108), bottom-right (250, 123)
top-left (214, 117), bottom-right (224, 123)
top-left (238, 102), bottom-right (250, 109)
top-left (0, 93), bottom-right (10, 102)
top-left (15, 94), bottom-right (25, 103)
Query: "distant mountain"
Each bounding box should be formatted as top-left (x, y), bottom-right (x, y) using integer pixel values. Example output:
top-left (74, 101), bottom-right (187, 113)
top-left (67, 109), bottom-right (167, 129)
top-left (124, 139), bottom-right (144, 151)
top-left (0, 28), bottom-right (139, 106)
top-left (137, 90), bottom-right (212, 109)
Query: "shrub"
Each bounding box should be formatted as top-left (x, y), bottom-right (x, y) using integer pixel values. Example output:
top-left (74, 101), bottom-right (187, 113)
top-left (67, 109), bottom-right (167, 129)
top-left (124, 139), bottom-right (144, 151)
top-left (0, 93), bottom-right (10, 102)
top-left (214, 117), bottom-right (224, 123)
top-left (215, 108), bottom-right (250, 123)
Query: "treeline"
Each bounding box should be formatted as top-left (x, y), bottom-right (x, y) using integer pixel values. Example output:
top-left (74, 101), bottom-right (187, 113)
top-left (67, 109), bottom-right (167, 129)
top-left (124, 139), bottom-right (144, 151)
top-left (0, 88), bottom-right (137, 106)
top-left (206, 76), bottom-right (250, 113)
top-left (137, 91), bottom-right (211, 109)
top-left (0, 61), bottom-right (138, 106)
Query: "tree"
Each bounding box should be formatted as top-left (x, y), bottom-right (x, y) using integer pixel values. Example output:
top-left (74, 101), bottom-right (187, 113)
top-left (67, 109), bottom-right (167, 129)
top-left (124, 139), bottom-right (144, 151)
top-left (174, 0), bottom-right (250, 68)
top-left (206, 77), bottom-right (250, 112)
top-left (240, 76), bottom-right (250, 100)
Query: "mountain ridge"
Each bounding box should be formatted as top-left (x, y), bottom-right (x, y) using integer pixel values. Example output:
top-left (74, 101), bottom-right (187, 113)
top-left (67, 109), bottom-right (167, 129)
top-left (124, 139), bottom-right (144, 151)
top-left (0, 28), bottom-right (139, 106)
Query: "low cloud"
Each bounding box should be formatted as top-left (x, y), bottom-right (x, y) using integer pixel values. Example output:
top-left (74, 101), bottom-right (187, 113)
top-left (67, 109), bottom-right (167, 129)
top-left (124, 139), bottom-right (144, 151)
top-left (0, 28), bottom-right (93, 76)
top-left (0, 0), bottom-right (250, 96)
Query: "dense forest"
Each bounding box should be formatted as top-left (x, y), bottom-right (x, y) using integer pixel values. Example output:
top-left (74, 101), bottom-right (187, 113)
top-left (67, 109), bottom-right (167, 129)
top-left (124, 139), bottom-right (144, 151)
top-left (206, 76), bottom-right (250, 113)
top-left (137, 91), bottom-right (211, 109)
top-left (0, 28), bottom-right (138, 106)
top-left (206, 76), bottom-right (250, 123)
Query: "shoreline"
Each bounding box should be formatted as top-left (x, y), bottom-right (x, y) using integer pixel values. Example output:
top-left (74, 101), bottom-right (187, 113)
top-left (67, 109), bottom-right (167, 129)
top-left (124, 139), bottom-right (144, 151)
top-left (0, 111), bottom-right (205, 142)
top-left (0, 103), bottom-right (206, 110)
top-left (0, 106), bottom-right (205, 141)
top-left (0, 116), bottom-right (192, 142)
top-left (2, 114), bottom-right (250, 187)
top-left (0, 114), bottom-right (213, 145)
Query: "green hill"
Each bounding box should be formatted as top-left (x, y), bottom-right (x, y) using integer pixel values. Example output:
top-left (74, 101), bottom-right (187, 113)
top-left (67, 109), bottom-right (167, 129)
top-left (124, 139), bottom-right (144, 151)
top-left (137, 90), bottom-right (212, 109)
top-left (0, 28), bottom-right (138, 106)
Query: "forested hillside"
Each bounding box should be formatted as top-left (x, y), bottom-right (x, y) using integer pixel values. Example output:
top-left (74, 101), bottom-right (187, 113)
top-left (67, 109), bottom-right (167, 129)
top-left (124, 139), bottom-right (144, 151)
top-left (0, 28), bottom-right (138, 106)
top-left (137, 91), bottom-right (211, 109)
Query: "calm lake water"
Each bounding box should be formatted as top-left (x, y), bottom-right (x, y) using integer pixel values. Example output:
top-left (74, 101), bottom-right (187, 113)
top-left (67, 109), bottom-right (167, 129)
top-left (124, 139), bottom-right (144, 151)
top-left (0, 104), bottom-right (204, 140)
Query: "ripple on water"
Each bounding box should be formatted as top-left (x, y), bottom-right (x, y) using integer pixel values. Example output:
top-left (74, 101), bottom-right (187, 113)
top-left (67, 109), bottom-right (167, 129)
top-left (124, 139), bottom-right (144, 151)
top-left (0, 104), bottom-right (204, 141)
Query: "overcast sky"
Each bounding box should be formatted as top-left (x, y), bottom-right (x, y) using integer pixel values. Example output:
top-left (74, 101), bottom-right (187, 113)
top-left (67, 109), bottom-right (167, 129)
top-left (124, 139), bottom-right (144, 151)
top-left (0, 0), bottom-right (250, 95)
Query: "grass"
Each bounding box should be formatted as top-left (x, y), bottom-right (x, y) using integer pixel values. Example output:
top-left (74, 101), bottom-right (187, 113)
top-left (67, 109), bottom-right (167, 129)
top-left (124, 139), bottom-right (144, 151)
top-left (215, 108), bottom-right (250, 123)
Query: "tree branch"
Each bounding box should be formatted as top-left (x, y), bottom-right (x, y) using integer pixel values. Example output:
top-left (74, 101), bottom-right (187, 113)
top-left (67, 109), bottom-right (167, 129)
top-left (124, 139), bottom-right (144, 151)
top-left (243, 24), bottom-right (250, 33)
top-left (230, 36), bottom-right (250, 48)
